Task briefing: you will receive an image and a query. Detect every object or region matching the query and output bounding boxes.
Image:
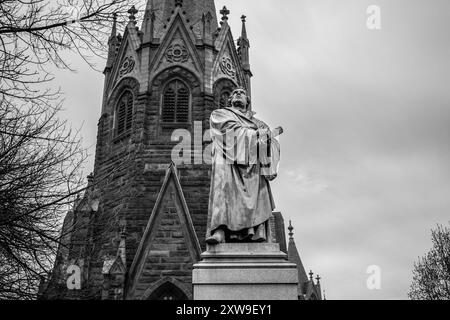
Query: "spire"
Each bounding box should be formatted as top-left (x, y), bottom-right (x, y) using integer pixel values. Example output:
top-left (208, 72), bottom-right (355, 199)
top-left (238, 15), bottom-right (250, 66)
top-left (315, 274), bottom-right (323, 300)
top-left (143, 0), bottom-right (156, 42)
top-left (110, 12), bottom-right (117, 40)
top-left (202, 11), bottom-right (213, 44)
top-left (106, 13), bottom-right (119, 71)
top-left (141, 0), bottom-right (218, 40)
top-left (237, 14), bottom-right (252, 96)
top-left (241, 15), bottom-right (248, 39)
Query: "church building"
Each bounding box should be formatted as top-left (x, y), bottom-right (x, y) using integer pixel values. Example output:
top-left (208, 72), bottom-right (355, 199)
top-left (39, 0), bottom-right (323, 300)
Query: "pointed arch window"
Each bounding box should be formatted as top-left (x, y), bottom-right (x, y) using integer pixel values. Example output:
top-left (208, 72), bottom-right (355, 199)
top-left (162, 80), bottom-right (190, 123)
top-left (148, 282), bottom-right (188, 300)
top-left (116, 91), bottom-right (133, 136)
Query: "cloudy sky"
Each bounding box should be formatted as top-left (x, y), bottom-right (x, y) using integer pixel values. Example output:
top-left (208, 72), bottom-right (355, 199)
top-left (54, 0), bottom-right (450, 299)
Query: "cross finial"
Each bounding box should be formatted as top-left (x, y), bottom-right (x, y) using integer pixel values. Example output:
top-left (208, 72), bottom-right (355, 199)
top-left (175, 0), bottom-right (183, 7)
top-left (316, 275), bottom-right (321, 284)
top-left (128, 5), bottom-right (138, 22)
top-left (220, 6), bottom-right (230, 21)
top-left (288, 220), bottom-right (294, 239)
top-left (241, 15), bottom-right (246, 22)
top-left (309, 270), bottom-right (314, 281)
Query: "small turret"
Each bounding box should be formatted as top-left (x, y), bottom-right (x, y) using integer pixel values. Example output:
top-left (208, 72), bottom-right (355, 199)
top-left (202, 11), bottom-right (214, 44)
top-left (315, 274), bottom-right (323, 299)
top-left (143, 1), bottom-right (156, 43)
top-left (105, 13), bottom-right (119, 71)
top-left (238, 15), bottom-right (250, 68)
top-left (238, 15), bottom-right (252, 97)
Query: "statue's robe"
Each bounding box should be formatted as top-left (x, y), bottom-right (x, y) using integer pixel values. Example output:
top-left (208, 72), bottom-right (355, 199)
top-left (207, 107), bottom-right (280, 242)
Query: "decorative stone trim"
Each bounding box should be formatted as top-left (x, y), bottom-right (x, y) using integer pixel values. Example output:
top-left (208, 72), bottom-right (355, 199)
top-left (219, 55), bottom-right (236, 79)
top-left (119, 56), bottom-right (136, 77)
top-left (166, 43), bottom-right (189, 63)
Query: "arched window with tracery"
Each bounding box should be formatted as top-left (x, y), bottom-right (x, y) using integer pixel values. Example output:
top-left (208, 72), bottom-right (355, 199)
top-left (162, 80), bottom-right (190, 123)
top-left (116, 91), bottom-right (133, 136)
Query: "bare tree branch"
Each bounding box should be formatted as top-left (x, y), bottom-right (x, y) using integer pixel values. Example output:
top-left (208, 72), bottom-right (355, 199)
top-left (409, 223), bottom-right (450, 300)
top-left (0, 0), bottom-right (142, 299)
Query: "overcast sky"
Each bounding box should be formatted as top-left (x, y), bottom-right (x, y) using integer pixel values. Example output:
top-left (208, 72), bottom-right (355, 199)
top-left (54, 0), bottom-right (450, 300)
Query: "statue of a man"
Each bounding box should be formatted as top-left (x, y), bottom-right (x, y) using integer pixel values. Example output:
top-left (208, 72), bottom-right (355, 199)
top-left (206, 88), bottom-right (284, 245)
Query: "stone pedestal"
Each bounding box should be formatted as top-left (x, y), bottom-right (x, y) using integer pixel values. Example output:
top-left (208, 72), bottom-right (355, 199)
top-left (193, 243), bottom-right (299, 300)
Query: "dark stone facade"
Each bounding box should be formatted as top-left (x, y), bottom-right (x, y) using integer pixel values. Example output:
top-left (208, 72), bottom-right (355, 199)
top-left (40, 0), bottom-right (321, 300)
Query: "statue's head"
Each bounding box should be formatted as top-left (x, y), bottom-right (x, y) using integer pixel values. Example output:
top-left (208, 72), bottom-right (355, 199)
top-left (228, 87), bottom-right (251, 111)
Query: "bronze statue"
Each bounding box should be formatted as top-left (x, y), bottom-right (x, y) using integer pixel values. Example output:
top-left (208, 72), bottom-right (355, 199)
top-left (206, 88), bottom-right (284, 245)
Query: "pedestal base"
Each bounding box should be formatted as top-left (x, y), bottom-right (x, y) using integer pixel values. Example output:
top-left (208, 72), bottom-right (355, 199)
top-left (193, 243), bottom-right (299, 300)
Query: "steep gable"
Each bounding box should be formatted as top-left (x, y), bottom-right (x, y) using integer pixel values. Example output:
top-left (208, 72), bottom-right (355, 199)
top-left (287, 223), bottom-right (310, 297)
top-left (212, 24), bottom-right (244, 87)
top-left (142, 0), bottom-right (218, 40)
top-left (149, 11), bottom-right (204, 79)
top-left (107, 24), bottom-right (142, 96)
top-left (126, 164), bottom-right (201, 299)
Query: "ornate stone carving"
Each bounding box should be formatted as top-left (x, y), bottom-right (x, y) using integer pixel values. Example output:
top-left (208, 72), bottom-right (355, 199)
top-left (166, 43), bottom-right (189, 63)
top-left (220, 55), bottom-right (236, 78)
top-left (119, 56), bottom-right (135, 77)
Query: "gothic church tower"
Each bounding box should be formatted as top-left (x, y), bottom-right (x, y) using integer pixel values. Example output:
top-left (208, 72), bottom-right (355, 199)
top-left (41, 0), bottom-right (254, 300)
top-left (39, 0), bottom-right (322, 301)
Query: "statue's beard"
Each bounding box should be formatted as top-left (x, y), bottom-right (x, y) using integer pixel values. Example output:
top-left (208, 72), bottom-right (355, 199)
top-left (232, 99), bottom-right (246, 110)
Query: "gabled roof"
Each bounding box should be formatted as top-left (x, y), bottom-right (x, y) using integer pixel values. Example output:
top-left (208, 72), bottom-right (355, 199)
top-left (103, 231), bottom-right (127, 276)
top-left (127, 163), bottom-right (202, 294)
top-left (149, 10), bottom-right (204, 76)
top-left (288, 237), bottom-right (310, 295)
top-left (212, 21), bottom-right (245, 87)
top-left (106, 21), bottom-right (142, 95)
top-left (304, 280), bottom-right (321, 300)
